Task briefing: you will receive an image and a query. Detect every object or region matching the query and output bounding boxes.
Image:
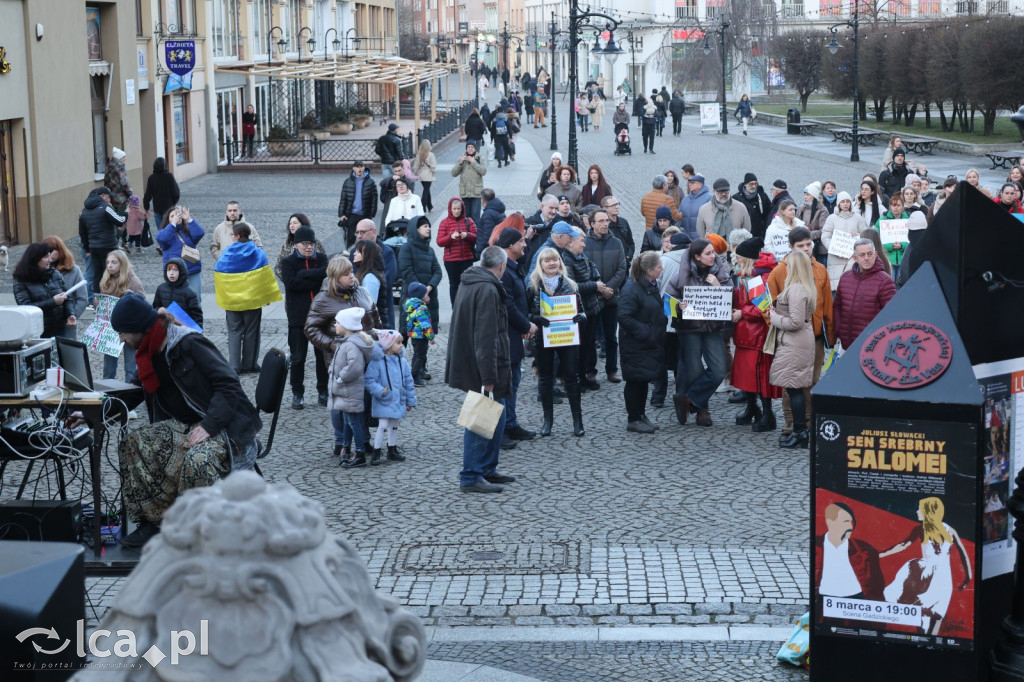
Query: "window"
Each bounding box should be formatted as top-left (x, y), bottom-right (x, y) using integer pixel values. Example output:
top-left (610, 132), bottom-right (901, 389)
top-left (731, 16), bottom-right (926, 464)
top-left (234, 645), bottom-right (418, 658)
top-left (956, 0), bottom-right (978, 12)
top-left (173, 93), bottom-right (190, 164)
top-left (211, 0), bottom-right (240, 58)
top-left (675, 0), bottom-right (697, 19)
top-left (252, 0), bottom-right (269, 57)
top-left (918, 0), bottom-right (941, 12)
top-left (889, 0), bottom-right (911, 15)
top-left (780, 1), bottom-right (804, 18)
top-left (987, 0), bottom-right (1008, 11)
top-left (706, 0), bottom-right (725, 18)
top-left (136, 0), bottom-right (143, 35)
top-left (90, 76), bottom-right (108, 175)
top-left (820, 0), bottom-right (843, 16)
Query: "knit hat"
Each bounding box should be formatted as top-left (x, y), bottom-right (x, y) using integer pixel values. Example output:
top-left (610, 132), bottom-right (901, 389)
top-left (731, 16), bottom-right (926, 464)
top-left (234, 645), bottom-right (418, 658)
top-left (655, 205), bottom-right (673, 221)
top-left (836, 191), bottom-right (853, 206)
top-left (552, 221), bottom-right (576, 235)
top-left (670, 232), bottom-right (692, 249)
top-left (551, 152), bottom-right (562, 162)
top-left (293, 226), bottom-right (316, 244)
top-left (466, 140), bottom-right (477, 150)
top-left (496, 227), bottom-right (525, 248)
top-left (91, 186), bottom-right (112, 197)
top-left (376, 329), bottom-right (402, 352)
top-left (335, 307), bottom-right (365, 331)
top-left (773, 179), bottom-right (788, 190)
top-left (110, 292), bottom-right (159, 334)
top-left (712, 178), bottom-right (730, 192)
top-left (112, 147), bottom-right (126, 160)
top-left (407, 282), bottom-right (428, 300)
top-left (735, 237), bottom-right (764, 260)
top-left (414, 215), bottom-right (431, 230)
top-left (388, 123), bottom-right (399, 131)
top-left (743, 172), bottom-right (758, 185)
top-left (689, 174), bottom-right (705, 185)
top-left (906, 173), bottom-right (921, 185)
top-left (804, 181), bottom-right (822, 198)
top-left (893, 147), bottom-right (906, 158)
top-left (708, 233), bottom-right (728, 255)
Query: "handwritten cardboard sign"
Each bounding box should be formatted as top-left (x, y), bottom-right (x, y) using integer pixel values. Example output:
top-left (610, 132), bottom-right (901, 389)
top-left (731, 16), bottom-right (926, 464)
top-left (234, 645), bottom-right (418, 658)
top-left (80, 294), bottom-right (124, 358)
top-left (681, 286), bottom-right (732, 321)
top-left (827, 230), bottom-right (857, 259)
top-left (878, 218), bottom-right (909, 245)
top-left (767, 230), bottom-right (791, 260)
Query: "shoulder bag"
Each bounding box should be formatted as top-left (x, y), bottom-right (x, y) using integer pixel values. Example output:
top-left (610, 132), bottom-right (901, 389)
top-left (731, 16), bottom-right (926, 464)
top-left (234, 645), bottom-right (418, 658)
top-left (176, 231), bottom-right (201, 263)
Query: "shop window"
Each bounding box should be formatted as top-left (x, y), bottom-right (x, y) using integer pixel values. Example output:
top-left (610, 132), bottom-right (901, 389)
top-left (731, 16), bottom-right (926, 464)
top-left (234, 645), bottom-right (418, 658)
top-left (173, 94), bottom-right (190, 164)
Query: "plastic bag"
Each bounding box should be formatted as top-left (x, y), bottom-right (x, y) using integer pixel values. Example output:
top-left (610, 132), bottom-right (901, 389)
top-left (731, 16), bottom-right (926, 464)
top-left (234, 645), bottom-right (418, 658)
top-left (775, 612), bottom-right (809, 668)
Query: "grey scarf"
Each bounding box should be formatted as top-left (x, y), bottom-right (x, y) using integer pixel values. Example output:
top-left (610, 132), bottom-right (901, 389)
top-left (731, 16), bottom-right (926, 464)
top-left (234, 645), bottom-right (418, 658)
top-left (710, 198), bottom-right (733, 236)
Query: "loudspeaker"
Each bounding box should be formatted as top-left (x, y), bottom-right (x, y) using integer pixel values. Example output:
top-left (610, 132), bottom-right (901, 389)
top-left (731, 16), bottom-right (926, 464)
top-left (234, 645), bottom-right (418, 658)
top-left (907, 181), bottom-right (1024, 365)
top-left (0, 500), bottom-right (82, 543)
top-left (0, 541), bottom-right (85, 680)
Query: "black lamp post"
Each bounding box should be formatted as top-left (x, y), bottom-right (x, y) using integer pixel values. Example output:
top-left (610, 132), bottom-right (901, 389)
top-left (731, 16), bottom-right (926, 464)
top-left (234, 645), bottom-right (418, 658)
top-left (548, 12), bottom-right (561, 152)
top-left (500, 22), bottom-right (511, 92)
top-left (344, 27), bottom-right (358, 58)
top-left (702, 17), bottom-right (730, 135)
top-left (566, 0), bottom-right (620, 170)
top-left (267, 26), bottom-right (286, 66)
top-left (297, 26), bottom-right (314, 64)
top-left (323, 28), bottom-right (341, 61)
top-left (827, 5), bottom-right (861, 162)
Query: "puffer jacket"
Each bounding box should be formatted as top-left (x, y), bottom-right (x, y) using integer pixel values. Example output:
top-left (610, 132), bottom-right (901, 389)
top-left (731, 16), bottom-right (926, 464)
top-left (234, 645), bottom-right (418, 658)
top-left (327, 332), bottom-right (375, 413)
top-left (733, 255), bottom-right (778, 352)
top-left (527, 276), bottom-right (586, 350)
top-left (156, 219), bottom-right (205, 275)
top-left (398, 225), bottom-right (443, 330)
top-left (364, 344), bottom-right (417, 419)
top-left (820, 202), bottom-right (865, 290)
top-left (562, 251), bottom-right (603, 316)
top-left (79, 193), bottom-right (125, 251)
top-left (338, 170), bottom-right (379, 219)
top-left (834, 256), bottom-right (896, 349)
top-left (13, 268), bottom-right (72, 338)
top-left (768, 283), bottom-right (815, 389)
top-left (152, 257), bottom-right (203, 327)
top-left (616, 277), bottom-right (666, 383)
top-left (664, 248), bottom-right (734, 334)
top-left (304, 282), bottom-right (380, 353)
top-left (476, 198), bottom-right (507, 255)
top-left (451, 154), bottom-right (487, 199)
top-left (464, 113), bottom-right (487, 143)
top-left (763, 215), bottom-right (806, 262)
top-left (437, 197), bottom-right (478, 262)
top-left (640, 222), bottom-right (668, 254)
top-left (279, 249), bottom-right (328, 327)
top-left (678, 185), bottom-right (711, 239)
top-left (798, 199), bottom-right (830, 256)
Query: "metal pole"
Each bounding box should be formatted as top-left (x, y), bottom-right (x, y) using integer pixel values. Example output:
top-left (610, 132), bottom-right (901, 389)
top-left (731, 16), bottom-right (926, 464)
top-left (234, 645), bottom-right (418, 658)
top-left (550, 12), bottom-right (558, 151)
top-left (850, 7), bottom-right (860, 162)
top-left (567, 0), bottom-right (579, 171)
top-left (990, 465), bottom-right (1024, 680)
top-left (630, 31), bottom-right (637, 119)
top-left (719, 23), bottom-right (729, 134)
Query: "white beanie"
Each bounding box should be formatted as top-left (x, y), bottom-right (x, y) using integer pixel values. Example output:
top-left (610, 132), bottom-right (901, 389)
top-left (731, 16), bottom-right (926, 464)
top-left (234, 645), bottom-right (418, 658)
top-left (551, 151), bottom-right (562, 162)
top-left (803, 181), bottom-right (822, 198)
top-left (905, 173), bottom-right (921, 185)
top-left (112, 147), bottom-right (126, 160)
top-left (335, 307), bottom-right (365, 331)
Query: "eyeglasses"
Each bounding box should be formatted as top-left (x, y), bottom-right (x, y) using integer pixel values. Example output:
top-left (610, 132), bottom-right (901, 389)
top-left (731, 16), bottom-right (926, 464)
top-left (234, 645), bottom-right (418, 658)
top-left (605, 203), bottom-right (620, 208)
top-left (355, 229), bottom-right (373, 235)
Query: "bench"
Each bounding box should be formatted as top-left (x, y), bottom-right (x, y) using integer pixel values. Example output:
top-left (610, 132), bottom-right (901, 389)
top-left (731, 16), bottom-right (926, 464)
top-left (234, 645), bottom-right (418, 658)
top-left (900, 136), bottom-right (940, 155)
top-left (985, 150), bottom-right (1024, 170)
top-left (790, 121), bottom-right (820, 136)
top-left (829, 126), bottom-right (878, 146)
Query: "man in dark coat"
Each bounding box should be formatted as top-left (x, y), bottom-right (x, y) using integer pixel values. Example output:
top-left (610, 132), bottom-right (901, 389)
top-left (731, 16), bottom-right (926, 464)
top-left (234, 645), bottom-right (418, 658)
top-left (733, 172), bottom-right (772, 238)
top-left (375, 123), bottom-right (404, 176)
top-left (497, 228), bottom-right (536, 444)
top-left (279, 225), bottom-right (329, 409)
top-left (878, 148), bottom-right (911, 199)
top-left (476, 190), bottom-right (507, 256)
top-left (834, 238), bottom-right (896, 349)
top-left (769, 179), bottom-right (793, 223)
top-left (584, 209), bottom-right (627, 383)
top-left (669, 91), bottom-right (686, 135)
top-left (79, 186), bottom-right (126, 293)
top-left (445, 246), bottom-right (515, 493)
top-left (337, 161), bottom-right (379, 247)
top-left (601, 195), bottom-right (636, 263)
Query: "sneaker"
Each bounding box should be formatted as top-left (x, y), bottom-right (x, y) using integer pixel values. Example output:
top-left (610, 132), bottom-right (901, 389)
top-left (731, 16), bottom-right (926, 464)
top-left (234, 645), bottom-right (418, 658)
top-left (506, 424), bottom-right (536, 441)
top-left (86, 304), bottom-right (95, 312)
top-left (460, 479), bottom-right (504, 493)
top-left (317, 391), bottom-right (328, 406)
top-left (484, 473), bottom-right (516, 484)
top-left (128, 410), bottom-right (138, 420)
top-left (641, 415), bottom-right (659, 430)
top-left (292, 394), bottom-right (305, 410)
top-left (627, 420), bottom-right (656, 434)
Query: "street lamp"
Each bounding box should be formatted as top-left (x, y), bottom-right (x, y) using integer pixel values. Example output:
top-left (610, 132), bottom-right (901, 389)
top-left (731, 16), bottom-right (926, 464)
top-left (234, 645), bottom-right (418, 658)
top-left (548, 13), bottom-right (562, 152)
top-left (565, 0), bottom-right (621, 170)
top-left (323, 28), bottom-right (341, 61)
top-left (267, 26), bottom-right (286, 66)
top-left (702, 17), bottom-right (730, 135)
top-left (601, 31), bottom-right (625, 96)
top-left (297, 27), bottom-right (315, 64)
top-left (827, 6), bottom-right (861, 162)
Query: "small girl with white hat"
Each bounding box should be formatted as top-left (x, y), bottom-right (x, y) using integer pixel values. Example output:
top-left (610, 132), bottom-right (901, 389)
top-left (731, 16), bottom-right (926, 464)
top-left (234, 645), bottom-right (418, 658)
top-left (330, 307), bottom-right (375, 468)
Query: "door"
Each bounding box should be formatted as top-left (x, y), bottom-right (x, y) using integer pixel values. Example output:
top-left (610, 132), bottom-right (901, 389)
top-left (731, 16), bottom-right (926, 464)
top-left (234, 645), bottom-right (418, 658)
top-left (216, 88), bottom-right (241, 163)
top-left (0, 121), bottom-right (19, 244)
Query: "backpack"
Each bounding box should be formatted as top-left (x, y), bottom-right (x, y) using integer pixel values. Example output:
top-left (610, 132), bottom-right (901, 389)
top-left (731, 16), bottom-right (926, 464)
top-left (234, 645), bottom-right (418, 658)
top-left (495, 121), bottom-right (507, 136)
top-left (374, 136), bottom-right (386, 159)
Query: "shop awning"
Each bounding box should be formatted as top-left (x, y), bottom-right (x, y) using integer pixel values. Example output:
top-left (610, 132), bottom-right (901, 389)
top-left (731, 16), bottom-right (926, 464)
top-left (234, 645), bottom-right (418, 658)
top-left (213, 56), bottom-right (466, 88)
top-left (88, 61), bottom-right (112, 77)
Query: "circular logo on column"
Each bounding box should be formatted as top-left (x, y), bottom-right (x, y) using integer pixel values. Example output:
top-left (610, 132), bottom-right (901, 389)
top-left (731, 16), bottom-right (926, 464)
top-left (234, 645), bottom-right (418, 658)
top-left (859, 320), bottom-right (953, 389)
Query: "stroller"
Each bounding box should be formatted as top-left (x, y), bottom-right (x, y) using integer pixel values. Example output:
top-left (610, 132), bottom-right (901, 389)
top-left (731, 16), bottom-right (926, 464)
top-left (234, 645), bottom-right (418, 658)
top-left (614, 122), bottom-right (632, 155)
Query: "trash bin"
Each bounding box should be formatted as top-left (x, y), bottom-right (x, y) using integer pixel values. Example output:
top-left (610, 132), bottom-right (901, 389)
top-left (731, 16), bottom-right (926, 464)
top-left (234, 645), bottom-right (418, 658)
top-left (787, 108), bottom-right (801, 135)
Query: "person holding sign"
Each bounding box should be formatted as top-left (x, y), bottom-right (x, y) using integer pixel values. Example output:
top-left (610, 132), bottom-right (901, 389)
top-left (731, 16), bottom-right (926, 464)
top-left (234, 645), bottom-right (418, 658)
top-left (527, 248), bottom-right (587, 438)
top-left (99, 249), bottom-right (145, 383)
top-left (768, 250), bottom-right (817, 449)
top-left (873, 194), bottom-right (912, 282)
top-left (820, 191), bottom-right (863, 291)
top-left (763, 200), bottom-right (805, 262)
top-left (664, 238), bottom-right (733, 427)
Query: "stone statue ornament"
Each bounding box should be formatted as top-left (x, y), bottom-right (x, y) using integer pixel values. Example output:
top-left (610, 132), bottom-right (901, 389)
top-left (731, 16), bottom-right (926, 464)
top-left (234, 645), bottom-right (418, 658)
top-left (74, 471), bottom-right (426, 681)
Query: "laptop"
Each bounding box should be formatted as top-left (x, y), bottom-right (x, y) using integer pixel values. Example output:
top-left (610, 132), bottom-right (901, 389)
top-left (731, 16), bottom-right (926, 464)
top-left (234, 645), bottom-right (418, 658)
top-left (55, 337), bottom-right (144, 409)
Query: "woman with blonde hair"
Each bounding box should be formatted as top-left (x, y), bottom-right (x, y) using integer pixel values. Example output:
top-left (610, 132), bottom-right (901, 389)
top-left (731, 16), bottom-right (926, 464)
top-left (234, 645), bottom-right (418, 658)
top-left (528, 248), bottom-right (586, 437)
top-left (305, 255), bottom-right (381, 356)
top-left (412, 139), bottom-right (437, 213)
top-left (42, 235), bottom-right (89, 340)
top-left (99, 249), bottom-right (145, 383)
top-left (768, 249), bottom-right (816, 449)
top-left (965, 168), bottom-right (992, 198)
top-left (880, 497), bottom-right (973, 636)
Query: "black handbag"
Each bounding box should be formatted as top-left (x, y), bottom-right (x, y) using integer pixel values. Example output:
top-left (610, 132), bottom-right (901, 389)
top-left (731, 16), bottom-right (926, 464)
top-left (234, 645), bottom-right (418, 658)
top-left (141, 219), bottom-right (154, 248)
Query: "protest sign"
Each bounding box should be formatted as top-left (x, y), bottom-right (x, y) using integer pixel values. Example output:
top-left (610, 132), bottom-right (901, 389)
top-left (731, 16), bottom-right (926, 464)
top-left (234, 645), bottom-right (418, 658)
top-left (767, 231), bottom-right (791, 260)
top-left (542, 319), bottom-right (580, 347)
top-left (681, 286), bottom-right (732, 321)
top-left (827, 230), bottom-right (857, 259)
top-left (540, 292), bottom-right (577, 320)
top-left (878, 218), bottom-right (909, 245)
top-left (80, 294), bottom-right (124, 357)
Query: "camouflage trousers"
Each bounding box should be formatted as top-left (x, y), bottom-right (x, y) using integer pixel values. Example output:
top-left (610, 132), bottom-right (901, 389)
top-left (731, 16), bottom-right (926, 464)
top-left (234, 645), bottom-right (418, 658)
top-left (119, 419), bottom-right (229, 525)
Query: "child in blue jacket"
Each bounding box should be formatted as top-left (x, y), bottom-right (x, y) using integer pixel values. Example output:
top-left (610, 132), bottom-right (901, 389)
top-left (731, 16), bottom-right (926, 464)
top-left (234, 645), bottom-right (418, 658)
top-left (364, 329), bottom-right (417, 465)
top-left (403, 281), bottom-right (435, 386)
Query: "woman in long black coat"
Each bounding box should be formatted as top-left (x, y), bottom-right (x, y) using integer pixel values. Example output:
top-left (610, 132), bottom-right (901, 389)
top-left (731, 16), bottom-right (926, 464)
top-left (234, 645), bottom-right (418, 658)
top-left (617, 251), bottom-right (666, 434)
top-left (398, 215), bottom-right (443, 335)
top-left (13, 242), bottom-right (75, 338)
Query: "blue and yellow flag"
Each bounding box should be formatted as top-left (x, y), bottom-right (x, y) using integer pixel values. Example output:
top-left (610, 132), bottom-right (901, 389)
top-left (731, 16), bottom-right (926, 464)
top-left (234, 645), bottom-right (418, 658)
top-left (213, 242), bottom-right (282, 312)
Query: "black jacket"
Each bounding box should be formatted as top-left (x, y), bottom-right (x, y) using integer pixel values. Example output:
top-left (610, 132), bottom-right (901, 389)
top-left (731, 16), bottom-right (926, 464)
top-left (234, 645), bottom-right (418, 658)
top-left (13, 268), bottom-right (72, 338)
top-left (769, 190), bottom-right (794, 224)
top-left (445, 266), bottom-right (512, 399)
top-left (465, 114), bottom-right (487, 142)
top-left (500, 257), bottom-right (531, 365)
top-left (669, 96), bottom-right (686, 117)
top-left (476, 198), bottom-right (507, 255)
top-left (608, 216), bottom-right (636, 263)
top-left (527, 277), bottom-right (586, 351)
top-left (617, 277), bottom-right (666, 382)
top-left (375, 131), bottom-right (404, 164)
top-left (142, 160), bottom-right (180, 214)
top-left (79, 193), bottom-right (125, 251)
top-left (278, 250), bottom-right (329, 327)
top-left (152, 257), bottom-right (203, 327)
top-left (640, 223), bottom-right (667, 254)
top-left (879, 162), bottom-right (911, 198)
top-left (398, 227), bottom-right (443, 331)
top-left (733, 186), bottom-right (773, 238)
top-left (338, 171), bottom-right (379, 219)
top-left (525, 212), bottom-right (558, 267)
top-left (561, 251), bottom-right (603, 316)
top-left (584, 232), bottom-right (627, 299)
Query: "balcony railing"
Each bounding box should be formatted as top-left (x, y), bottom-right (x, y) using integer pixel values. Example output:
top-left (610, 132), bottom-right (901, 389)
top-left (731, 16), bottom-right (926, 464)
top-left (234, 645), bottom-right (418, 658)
top-left (779, 3), bottom-right (805, 18)
top-left (675, 6), bottom-right (698, 19)
top-left (956, 0), bottom-right (979, 12)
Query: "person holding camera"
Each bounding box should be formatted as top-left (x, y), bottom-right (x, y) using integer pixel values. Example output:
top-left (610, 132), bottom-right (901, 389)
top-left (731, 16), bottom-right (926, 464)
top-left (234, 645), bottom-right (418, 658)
top-left (156, 205), bottom-right (206, 305)
top-left (451, 141), bottom-right (488, 225)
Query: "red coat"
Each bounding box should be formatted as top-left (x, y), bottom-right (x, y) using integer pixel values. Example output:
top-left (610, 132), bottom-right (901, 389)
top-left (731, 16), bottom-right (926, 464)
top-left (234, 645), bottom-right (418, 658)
top-left (992, 196), bottom-right (1024, 214)
top-left (732, 253), bottom-right (781, 398)
top-left (436, 197), bottom-right (478, 262)
top-left (834, 256), bottom-right (896, 349)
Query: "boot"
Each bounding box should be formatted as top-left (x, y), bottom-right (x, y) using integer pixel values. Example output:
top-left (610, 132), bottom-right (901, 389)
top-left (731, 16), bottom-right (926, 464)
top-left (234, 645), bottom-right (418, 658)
top-left (780, 430), bottom-right (809, 449)
top-left (752, 401), bottom-right (777, 432)
top-left (735, 395), bottom-right (762, 425)
top-left (572, 412), bottom-right (585, 437)
top-left (341, 451), bottom-right (366, 468)
top-left (568, 385), bottom-right (585, 437)
top-left (540, 412), bottom-right (554, 437)
top-left (370, 448), bottom-right (383, 465)
top-left (387, 445), bottom-right (406, 462)
top-left (540, 377), bottom-right (555, 436)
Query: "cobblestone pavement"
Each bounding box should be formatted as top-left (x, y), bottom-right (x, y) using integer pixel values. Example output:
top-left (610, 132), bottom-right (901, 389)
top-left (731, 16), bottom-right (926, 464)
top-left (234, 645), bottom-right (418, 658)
top-left (11, 87), bottom-right (994, 679)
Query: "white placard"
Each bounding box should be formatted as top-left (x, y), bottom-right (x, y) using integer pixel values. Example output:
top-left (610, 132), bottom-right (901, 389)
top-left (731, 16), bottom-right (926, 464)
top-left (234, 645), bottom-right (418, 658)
top-left (767, 230), bottom-right (791, 260)
top-left (542, 319), bottom-right (580, 347)
top-left (681, 286), bottom-right (732, 321)
top-left (827, 230), bottom-right (857, 259)
top-left (80, 294), bottom-right (125, 358)
top-left (125, 79), bottom-right (136, 105)
top-left (878, 218), bottom-right (909, 245)
top-left (821, 596), bottom-right (921, 627)
top-left (700, 103), bottom-right (721, 132)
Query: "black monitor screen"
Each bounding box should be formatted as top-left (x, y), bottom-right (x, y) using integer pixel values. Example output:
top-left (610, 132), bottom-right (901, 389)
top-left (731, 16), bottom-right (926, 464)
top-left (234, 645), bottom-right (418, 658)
top-left (54, 338), bottom-right (93, 392)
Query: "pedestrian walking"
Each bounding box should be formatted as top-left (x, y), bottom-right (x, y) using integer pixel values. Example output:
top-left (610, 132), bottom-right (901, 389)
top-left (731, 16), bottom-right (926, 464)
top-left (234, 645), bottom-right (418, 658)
top-left (734, 94), bottom-right (754, 135)
top-left (452, 142), bottom-right (488, 225)
top-left (412, 141), bottom-right (437, 213)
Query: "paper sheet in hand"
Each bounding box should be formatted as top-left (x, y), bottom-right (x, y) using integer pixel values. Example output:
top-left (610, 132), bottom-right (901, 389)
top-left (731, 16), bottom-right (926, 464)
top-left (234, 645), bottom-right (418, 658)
top-left (827, 230), bottom-right (857, 259)
top-left (64, 279), bottom-right (87, 295)
top-left (681, 286), bottom-right (732, 321)
top-left (878, 218), bottom-right (909, 245)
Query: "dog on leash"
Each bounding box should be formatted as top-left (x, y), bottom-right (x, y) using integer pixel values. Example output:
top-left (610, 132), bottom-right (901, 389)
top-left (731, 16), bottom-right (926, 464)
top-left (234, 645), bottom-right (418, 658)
top-left (0, 245), bottom-right (8, 272)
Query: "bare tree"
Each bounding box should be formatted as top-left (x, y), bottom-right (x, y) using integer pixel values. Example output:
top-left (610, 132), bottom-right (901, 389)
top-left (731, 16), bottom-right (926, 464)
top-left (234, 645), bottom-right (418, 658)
top-left (961, 19), bottom-right (1024, 135)
top-left (769, 29), bottom-right (823, 112)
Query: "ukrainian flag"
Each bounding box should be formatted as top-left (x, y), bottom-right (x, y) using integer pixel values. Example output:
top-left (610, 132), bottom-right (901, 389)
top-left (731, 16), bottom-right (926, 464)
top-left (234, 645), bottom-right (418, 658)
top-left (213, 241), bottom-right (282, 311)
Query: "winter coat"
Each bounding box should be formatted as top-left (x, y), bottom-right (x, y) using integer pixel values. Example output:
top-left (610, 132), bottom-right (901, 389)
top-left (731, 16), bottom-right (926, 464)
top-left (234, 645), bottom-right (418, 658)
top-left (527, 276), bottom-right (585, 350)
top-left (766, 258), bottom-right (835, 345)
top-left (437, 198), bottom-right (478, 262)
top-left (412, 152), bottom-right (436, 182)
top-left (879, 161), bottom-right (911, 198)
top-left (383, 191), bottom-right (424, 228)
top-left (769, 190), bottom-right (794, 221)
top-left (278, 249), bottom-right (328, 327)
top-left (79, 194), bottom-right (125, 252)
top-left (338, 171), bottom-right (379, 219)
top-left (732, 255), bottom-right (782, 398)
top-left (584, 231), bottom-right (627, 298)
top-left (834, 256), bottom-right (896, 349)
top-left (404, 298), bottom-right (435, 339)
top-left (152, 257), bottom-right (204, 327)
top-left (500, 257), bottom-right (531, 365)
top-left (612, 106), bottom-right (630, 127)
top-left (664, 181), bottom-right (685, 208)
top-left (640, 223), bottom-right (667, 254)
top-left (103, 158), bottom-right (132, 212)
top-left (274, 236), bottom-right (325, 280)
top-left (798, 199), bottom-right (830, 256)
top-left (616, 277), bottom-right (666, 382)
top-left (640, 190), bottom-right (681, 230)
top-left (664, 250), bottom-right (734, 334)
top-left (142, 159), bottom-right (180, 214)
top-left (126, 204), bottom-right (146, 237)
top-left (375, 131), bottom-right (404, 165)
top-left (732, 186), bottom-right (772, 238)
top-left (820, 208), bottom-right (864, 290)
top-left (552, 181), bottom-right (583, 211)
top-left (464, 113), bottom-right (487, 143)
top-left (57, 266), bottom-right (89, 319)
top-left (489, 111), bottom-right (513, 138)
top-left (365, 345), bottom-right (417, 418)
top-left (328, 332), bottom-right (375, 413)
top-left (678, 185), bottom-right (712, 239)
top-left (156, 219), bottom-right (205, 275)
top-left (589, 98), bottom-right (603, 128)
top-left (581, 182), bottom-right (611, 207)
top-left (538, 163), bottom-right (562, 198)
top-left (821, 194), bottom-right (838, 215)
top-left (398, 226), bottom-right (443, 331)
top-left (451, 154), bottom-right (487, 199)
top-left (562, 250), bottom-right (603, 316)
top-left (763, 215), bottom-right (806, 262)
top-left (769, 283), bottom-right (815, 389)
top-left (696, 198), bottom-right (752, 239)
top-left (445, 266), bottom-right (512, 399)
top-left (608, 216), bottom-right (636, 263)
top-left (210, 218), bottom-right (263, 261)
top-left (476, 198), bottom-right (507, 255)
top-left (304, 283), bottom-right (380, 353)
top-left (13, 267), bottom-right (73, 338)
top-left (734, 99), bottom-right (753, 120)
top-left (669, 96), bottom-right (686, 117)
